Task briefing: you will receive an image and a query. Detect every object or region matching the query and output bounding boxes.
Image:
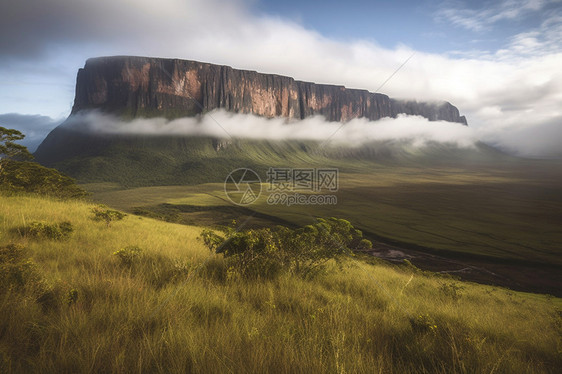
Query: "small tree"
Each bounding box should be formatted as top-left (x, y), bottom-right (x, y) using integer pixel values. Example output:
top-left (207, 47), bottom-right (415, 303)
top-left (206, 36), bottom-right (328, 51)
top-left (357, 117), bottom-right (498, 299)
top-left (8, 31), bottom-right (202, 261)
top-left (0, 127), bottom-right (33, 171)
top-left (0, 126), bottom-right (88, 198)
top-left (91, 206), bottom-right (127, 227)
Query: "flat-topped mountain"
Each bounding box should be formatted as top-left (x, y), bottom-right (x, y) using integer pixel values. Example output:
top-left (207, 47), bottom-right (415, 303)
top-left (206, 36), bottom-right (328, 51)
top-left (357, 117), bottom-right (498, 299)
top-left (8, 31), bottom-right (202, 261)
top-left (34, 56), bottom-right (474, 186)
top-left (71, 56), bottom-right (467, 124)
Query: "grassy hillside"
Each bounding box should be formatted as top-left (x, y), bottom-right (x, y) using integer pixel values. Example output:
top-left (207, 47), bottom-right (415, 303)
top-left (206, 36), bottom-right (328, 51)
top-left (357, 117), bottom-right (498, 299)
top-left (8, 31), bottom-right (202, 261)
top-left (35, 129), bottom-right (348, 187)
top-left (1, 192), bottom-right (561, 373)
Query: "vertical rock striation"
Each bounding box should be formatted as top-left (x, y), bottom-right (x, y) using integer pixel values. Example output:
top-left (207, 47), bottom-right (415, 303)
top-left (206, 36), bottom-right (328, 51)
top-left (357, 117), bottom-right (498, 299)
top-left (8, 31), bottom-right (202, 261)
top-left (71, 56), bottom-right (467, 125)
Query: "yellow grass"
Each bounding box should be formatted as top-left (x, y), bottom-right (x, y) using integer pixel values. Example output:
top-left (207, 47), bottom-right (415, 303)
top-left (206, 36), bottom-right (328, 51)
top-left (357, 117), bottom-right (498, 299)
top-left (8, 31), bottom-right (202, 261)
top-left (1, 193), bottom-right (560, 373)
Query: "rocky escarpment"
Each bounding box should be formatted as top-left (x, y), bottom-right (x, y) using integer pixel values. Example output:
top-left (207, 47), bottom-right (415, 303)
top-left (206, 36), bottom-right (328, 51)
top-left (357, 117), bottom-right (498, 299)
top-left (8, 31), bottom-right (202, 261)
top-left (33, 56), bottom-right (470, 184)
top-left (71, 56), bottom-right (467, 125)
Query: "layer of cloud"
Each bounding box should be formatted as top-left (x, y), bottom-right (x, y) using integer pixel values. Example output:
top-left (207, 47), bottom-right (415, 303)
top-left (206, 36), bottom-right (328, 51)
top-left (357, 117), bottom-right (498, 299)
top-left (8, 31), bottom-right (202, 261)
top-left (0, 113), bottom-right (62, 152)
top-left (63, 109), bottom-right (562, 158)
top-left (0, 0), bottom-right (561, 158)
top-left (63, 109), bottom-right (475, 150)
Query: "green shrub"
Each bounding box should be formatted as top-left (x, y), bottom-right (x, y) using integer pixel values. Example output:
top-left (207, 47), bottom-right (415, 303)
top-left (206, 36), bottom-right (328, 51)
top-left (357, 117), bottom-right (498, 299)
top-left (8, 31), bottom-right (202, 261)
top-left (199, 217), bottom-right (372, 280)
top-left (113, 245), bottom-right (143, 266)
top-left (203, 227), bottom-right (284, 280)
top-left (91, 205), bottom-right (126, 227)
top-left (15, 221), bottom-right (73, 241)
top-left (277, 217), bottom-right (371, 277)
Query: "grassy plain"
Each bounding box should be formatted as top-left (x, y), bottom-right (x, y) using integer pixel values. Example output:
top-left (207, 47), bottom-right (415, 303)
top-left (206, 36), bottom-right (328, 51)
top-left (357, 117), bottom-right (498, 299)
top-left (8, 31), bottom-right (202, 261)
top-left (84, 157), bottom-right (562, 293)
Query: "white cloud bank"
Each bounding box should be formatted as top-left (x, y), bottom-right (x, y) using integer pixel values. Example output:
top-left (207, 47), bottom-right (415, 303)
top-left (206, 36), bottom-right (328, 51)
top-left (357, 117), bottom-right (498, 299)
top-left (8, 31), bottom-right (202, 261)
top-left (64, 109), bottom-right (481, 152)
top-left (66, 110), bottom-right (474, 146)
top-left (1, 0), bottom-right (561, 157)
top-left (66, 108), bottom-right (562, 158)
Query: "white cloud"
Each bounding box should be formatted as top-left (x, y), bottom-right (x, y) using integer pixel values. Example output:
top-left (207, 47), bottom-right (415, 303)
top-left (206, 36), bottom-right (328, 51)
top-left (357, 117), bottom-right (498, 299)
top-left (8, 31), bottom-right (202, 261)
top-left (65, 109), bottom-right (479, 150)
top-left (64, 109), bottom-right (562, 157)
top-left (435, 0), bottom-right (551, 32)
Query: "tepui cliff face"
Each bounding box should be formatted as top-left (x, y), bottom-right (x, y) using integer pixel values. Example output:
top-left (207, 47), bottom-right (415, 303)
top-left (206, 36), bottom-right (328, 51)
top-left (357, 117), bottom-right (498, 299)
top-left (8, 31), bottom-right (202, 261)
top-left (71, 56), bottom-right (468, 125)
top-left (33, 56), bottom-right (470, 185)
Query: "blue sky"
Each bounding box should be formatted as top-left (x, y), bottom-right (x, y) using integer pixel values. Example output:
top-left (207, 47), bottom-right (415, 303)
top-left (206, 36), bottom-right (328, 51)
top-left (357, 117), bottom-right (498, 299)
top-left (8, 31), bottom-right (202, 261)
top-left (255, 0), bottom-right (557, 53)
top-left (0, 0), bottom-right (560, 155)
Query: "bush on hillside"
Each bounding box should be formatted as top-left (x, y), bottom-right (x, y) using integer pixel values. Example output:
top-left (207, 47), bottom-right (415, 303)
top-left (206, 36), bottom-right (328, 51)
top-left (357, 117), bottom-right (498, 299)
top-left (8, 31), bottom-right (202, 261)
top-left (91, 205), bottom-right (126, 227)
top-left (0, 160), bottom-right (88, 198)
top-left (15, 221), bottom-right (74, 241)
top-left (200, 217), bottom-right (372, 279)
top-left (113, 245), bottom-right (143, 266)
